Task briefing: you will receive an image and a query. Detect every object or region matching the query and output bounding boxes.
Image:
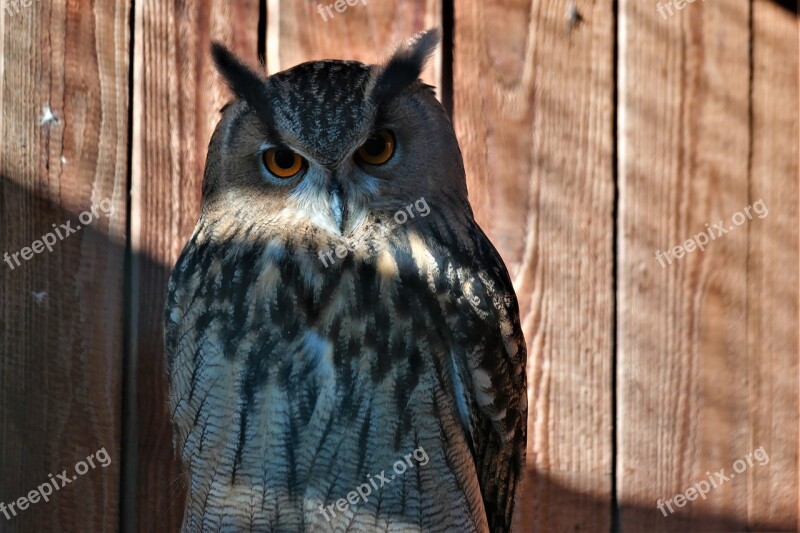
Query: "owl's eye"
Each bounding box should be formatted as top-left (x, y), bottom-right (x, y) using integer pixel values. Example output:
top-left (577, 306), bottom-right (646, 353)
top-left (264, 148), bottom-right (304, 178)
top-left (356, 129), bottom-right (395, 165)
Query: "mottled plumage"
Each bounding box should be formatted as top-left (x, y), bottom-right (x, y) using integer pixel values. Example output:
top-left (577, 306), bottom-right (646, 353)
top-left (165, 30), bottom-right (527, 533)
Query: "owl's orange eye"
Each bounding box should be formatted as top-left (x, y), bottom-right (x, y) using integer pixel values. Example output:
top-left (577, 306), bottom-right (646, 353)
top-left (264, 148), bottom-right (304, 178)
top-left (356, 129), bottom-right (395, 165)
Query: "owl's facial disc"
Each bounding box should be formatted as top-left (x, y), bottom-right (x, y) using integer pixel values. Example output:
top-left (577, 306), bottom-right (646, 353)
top-left (205, 29), bottom-right (466, 241)
top-left (252, 128), bottom-right (401, 237)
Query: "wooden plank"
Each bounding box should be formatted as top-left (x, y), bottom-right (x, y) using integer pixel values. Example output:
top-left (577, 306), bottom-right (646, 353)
top-left (129, 1), bottom-right (260, 531)
top-left (266, 0), bottom-right (441, 90)
top-left (617, 1), bottom-right (750, 530)
top-left (617, 0), bottom-right (797, 530)
top-left (748, 0), bottom-right (799, 528)
top-left (0, 0), bottom-right (129, 531)
top-left (453, 0), bottom-right (616, 530)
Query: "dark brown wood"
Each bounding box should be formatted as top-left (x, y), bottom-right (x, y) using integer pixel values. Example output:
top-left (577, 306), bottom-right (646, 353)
top-left (0, 0), bottom-right (130, 531)
top-left (130, 1), bottom-right (260, 531)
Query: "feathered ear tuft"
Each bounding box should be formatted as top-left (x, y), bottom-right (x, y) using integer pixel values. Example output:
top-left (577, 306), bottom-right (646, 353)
top-left (211, 42), bottom-right (272, 123)
top-left (370, 28), bottom-right (441, 106)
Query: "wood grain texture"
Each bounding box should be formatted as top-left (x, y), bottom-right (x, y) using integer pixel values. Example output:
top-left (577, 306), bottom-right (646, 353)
top-left (266, 0), bottom-right (441, 90)
top-left (618, 0), bottom-right (750, 530)
top-left (748, 0), bottom-right (799, 528)
top-left (0, 1), bottom-right (792, 531)
top-left (0, 0), bottom-right (129, 531)
top-left (618, 0), bottom-right (797, 530)
top-left (129, 1), bottom-right (260, 531)
top-left (453, 0), bottom-right (616, 531)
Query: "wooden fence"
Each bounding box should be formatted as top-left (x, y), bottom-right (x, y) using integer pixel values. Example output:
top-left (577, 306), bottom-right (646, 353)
top-left (0, 0), bottom-right (797, 531)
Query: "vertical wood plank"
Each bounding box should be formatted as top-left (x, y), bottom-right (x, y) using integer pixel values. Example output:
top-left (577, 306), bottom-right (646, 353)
top-left (453, 0), bottom-right (616, 530)
top-left (618, 1), bottom-right (750, 530)
top-left (618, 0), bottom-right (797, 530)
top-left (129, 1), bottom-right (260, 531)
top-left (748, 0), bottom-right (799, 528)
top-left (0, 1), bottom-right (129, 531)
top-left (266, 0), bottom-right (441, 90)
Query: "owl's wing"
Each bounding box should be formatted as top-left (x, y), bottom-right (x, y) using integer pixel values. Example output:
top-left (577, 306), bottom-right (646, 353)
top-left (449, 224), bottom-right (528, 533)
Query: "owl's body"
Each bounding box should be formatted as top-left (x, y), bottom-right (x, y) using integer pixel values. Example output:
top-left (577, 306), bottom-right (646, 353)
top-left (166, 31), bottom-right (527, 533)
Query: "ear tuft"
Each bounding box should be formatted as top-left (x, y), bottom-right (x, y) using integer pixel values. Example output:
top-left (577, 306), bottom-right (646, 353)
top-left (211, 42), bottom-right (271, 121)
top-left (371, 28), bottom-right (441, 105)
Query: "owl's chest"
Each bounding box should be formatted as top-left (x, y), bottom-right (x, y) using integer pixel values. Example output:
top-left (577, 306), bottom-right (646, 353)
top-left (178, 253), bottom-right (472, 427)
top-left (280, 250), bottom-right (471, 349)
top-left (168, 245), bottom-right (488, 528)
top-left (172, 240), bottom-right (483, 394)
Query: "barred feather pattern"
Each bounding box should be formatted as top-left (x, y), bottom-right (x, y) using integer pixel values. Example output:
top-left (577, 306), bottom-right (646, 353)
top-left (165, 204), bottom-right (527, 533)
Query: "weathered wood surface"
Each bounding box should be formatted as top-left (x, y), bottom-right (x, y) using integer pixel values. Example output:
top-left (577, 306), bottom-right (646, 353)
top-left (453, 0), bottom-right (616, 531)
top-left (266, 0), bottom-right (441, 88)
top-left (618, 0), bottom-right (798, 531)
top-left (0, 0), bottom-right (130, 531)
top-left (747, 0), bottom-right (799, 528)
top-left (0, 1), bottom-right (797, 531)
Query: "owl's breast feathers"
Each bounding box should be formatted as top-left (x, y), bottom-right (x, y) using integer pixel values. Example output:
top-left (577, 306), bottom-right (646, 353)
top-left (165, 214), bottom-right (527, 532)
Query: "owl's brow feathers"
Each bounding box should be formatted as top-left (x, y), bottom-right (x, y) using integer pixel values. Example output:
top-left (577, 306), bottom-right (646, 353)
top-left (210, 28), bottom-right (440, 126)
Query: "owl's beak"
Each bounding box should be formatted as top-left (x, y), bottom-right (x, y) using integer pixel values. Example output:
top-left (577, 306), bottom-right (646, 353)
top-left (329, 181), bottom-right (347, 234)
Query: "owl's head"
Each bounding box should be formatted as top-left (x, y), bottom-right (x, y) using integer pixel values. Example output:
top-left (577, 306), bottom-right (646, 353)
top-left (202, 29), bottom-right (470, 246)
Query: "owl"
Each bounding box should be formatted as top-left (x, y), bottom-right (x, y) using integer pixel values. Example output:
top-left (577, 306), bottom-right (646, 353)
top-left (165, 29), bottom-right (527, 533)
